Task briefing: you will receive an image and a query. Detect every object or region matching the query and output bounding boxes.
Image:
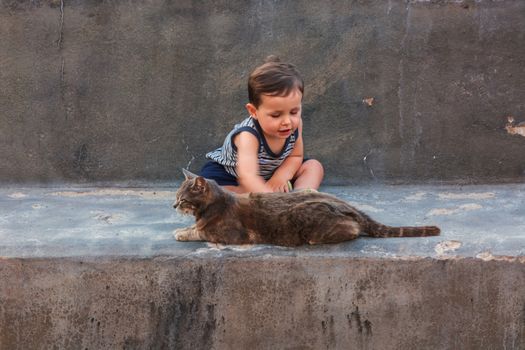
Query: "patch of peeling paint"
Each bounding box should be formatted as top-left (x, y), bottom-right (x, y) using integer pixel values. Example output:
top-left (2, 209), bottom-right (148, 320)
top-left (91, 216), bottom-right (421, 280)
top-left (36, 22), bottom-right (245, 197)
top-left (362, 97), bottom-right (374, 107)
top-left (8, 192), bottom-right (27, 199)
top-left (427, 203), bottom-right (482, 216)
top-left (434, 240), bottom-right (462, 255)
top-left (404, 192), bottom-right (427, 201)
top-left (207, 243), bottom-right (256, 251)
top-left (189, 243), bottom-right (269, 256)
top-left (505, 116), bottom-right (525, 137)
top-left (438, 192), bottom-right (495, 200)
top-left (476, 252), bottom-right (525, 263)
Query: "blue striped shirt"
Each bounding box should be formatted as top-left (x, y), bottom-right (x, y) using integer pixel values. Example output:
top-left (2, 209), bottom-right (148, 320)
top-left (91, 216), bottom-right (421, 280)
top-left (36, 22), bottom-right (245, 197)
top-left (206, 116), bottom-right (299, 180)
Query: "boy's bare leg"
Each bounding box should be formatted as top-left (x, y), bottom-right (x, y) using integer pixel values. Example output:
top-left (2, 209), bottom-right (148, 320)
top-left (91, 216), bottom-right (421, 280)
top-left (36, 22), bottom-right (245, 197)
top-left (292, 159), bottom-right (324, 190)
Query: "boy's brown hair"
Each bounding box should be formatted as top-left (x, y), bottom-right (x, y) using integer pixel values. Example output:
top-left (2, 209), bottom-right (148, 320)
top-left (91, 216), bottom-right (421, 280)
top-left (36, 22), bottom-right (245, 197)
top-left (248, 55), bottom-right (304, 108)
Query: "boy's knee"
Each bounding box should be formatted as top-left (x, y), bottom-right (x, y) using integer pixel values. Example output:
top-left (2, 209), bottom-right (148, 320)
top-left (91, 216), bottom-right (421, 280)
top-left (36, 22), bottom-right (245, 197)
top-left (303, 159), bottom-right (324, 176)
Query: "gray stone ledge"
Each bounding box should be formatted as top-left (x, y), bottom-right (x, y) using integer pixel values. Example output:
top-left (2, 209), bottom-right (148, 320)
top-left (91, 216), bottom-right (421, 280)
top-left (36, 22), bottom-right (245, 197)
top-left (0, 184), bottom-right (524, 349)
top-left (0, 184), bottom-right (523, 259)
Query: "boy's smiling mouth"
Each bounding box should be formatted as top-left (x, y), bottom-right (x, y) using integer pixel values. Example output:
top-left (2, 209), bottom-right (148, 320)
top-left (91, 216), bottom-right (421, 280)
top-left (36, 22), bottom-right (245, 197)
top-left (278, 129), bottom-right (292, 136)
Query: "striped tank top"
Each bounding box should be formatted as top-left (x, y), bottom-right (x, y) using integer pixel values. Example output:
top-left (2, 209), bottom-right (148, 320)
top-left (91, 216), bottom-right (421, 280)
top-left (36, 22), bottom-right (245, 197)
top-left (206, 116), bottom-right (299, 180)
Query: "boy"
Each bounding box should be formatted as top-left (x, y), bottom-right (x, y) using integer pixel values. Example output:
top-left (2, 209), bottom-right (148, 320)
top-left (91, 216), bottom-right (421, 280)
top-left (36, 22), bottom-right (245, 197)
top-left (200, 56), bottom-right (323, 193)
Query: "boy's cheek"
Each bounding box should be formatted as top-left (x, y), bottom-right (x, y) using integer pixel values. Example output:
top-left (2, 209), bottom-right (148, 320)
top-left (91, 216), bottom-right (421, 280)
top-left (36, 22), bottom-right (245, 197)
top-left (292, 117), bottom-right (301, 128)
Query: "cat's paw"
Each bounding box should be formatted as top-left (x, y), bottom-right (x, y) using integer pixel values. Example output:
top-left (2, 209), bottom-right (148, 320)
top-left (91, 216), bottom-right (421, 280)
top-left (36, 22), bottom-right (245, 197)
top-left (173, 228), bottom-right (193, 241)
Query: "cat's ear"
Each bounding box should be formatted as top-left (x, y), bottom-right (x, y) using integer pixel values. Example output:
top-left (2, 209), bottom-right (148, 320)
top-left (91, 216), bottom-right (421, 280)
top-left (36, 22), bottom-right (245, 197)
top-left (192, 176), bottom-right (208, 193)
top-left (182, 168), bottom-right (198, 180)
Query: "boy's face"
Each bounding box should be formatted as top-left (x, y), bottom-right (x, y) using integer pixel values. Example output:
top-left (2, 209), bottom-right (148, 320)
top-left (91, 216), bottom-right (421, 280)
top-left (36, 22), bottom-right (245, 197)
top-left (246, 89), bottom-right (302, 141)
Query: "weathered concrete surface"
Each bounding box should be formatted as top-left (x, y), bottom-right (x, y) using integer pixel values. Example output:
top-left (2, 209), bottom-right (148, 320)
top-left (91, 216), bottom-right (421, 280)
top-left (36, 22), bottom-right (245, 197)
top-left (1, 0), bottom-right (525, 184)
top-left (0, 184), bottom-right (524, 349)
top-left (2, 1), bottom-right (524, 346)
top-left (1, 184), bottom-right (524, 258)
top-left (1, 257), bottom-right (524, 350)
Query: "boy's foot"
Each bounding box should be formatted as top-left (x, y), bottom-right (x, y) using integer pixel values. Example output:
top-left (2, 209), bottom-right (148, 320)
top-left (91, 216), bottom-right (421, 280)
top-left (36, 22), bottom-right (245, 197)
top-left (287, 180), bottom-right (318, 193)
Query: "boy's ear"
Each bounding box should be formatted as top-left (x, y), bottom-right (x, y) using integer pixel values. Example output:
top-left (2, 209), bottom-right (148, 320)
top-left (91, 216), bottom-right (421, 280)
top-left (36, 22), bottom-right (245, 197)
top-left (182, 168), bottom-right (198, 180)
top-left (245, 103), bottom-right (257, 118)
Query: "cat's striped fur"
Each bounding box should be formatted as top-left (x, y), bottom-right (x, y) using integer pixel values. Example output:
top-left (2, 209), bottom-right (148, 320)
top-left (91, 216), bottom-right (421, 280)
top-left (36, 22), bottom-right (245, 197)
top-left (173, 170), bottom-right (440, 247)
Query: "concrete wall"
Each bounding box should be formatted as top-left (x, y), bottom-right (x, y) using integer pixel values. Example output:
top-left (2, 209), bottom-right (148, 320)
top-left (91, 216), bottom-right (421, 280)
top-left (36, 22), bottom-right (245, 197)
top-left (0, 256), bottom-right (524, 349)
top-left (1, 0), bottom-right (525, 184)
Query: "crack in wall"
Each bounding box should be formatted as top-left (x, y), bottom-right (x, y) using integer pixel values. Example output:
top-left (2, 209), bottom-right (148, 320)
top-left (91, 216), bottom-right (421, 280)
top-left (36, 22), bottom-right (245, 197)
top-left (181, 137), bottom-right (196, 171)
top-left (56, 0), bottom-right (70, 120)
top-left (397, 2), bottom-right (411, 140)
top-left (363, 149), bottom-right (376, 180)
top-left (57, 0), bottom-right (64, 49)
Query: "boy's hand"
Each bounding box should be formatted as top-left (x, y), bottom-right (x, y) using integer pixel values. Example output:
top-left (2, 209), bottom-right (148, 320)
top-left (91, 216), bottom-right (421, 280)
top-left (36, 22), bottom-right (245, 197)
top-left (266, 176), bottom-right (291, 193)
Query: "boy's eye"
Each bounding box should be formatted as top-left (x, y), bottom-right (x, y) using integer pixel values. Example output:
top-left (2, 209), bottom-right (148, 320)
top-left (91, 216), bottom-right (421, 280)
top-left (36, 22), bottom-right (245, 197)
top-left (270, 113), bottom-right (281, 118)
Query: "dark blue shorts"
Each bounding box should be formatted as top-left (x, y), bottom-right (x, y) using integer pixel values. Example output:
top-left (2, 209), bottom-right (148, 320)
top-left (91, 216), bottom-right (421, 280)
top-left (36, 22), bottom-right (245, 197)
top-left (200, 159), bottom-right (312, 187)
top-left (200, 161), bottom-right (239, 186)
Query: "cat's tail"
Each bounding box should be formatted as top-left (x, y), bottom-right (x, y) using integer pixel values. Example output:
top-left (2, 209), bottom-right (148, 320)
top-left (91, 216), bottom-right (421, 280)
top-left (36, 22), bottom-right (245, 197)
top-left (364, 219), bottom-right (440, 238)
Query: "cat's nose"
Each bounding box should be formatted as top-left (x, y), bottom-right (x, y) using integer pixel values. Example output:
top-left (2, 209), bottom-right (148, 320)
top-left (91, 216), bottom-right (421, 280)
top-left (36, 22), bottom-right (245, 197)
top-left (173, 201), bottom-right (179, 209)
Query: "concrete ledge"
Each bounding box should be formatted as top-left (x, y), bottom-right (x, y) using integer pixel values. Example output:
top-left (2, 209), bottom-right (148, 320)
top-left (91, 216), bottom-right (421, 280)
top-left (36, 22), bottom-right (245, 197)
top-left (1, 256), bottom-right (524, 349)
top-left (0, 185), bottom-right (524, 348)
top-left (1, 184), bottom-right (523, 258)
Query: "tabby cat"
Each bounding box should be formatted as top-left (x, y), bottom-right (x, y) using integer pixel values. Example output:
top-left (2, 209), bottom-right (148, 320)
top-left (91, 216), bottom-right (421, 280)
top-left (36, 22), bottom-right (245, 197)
top-left (173, 170), bottom-right (440, 246)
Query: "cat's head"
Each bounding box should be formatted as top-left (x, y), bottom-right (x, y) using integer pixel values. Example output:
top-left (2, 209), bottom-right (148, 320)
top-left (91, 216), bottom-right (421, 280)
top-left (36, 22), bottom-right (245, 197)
top-left (173, 169), bottom-right (211, 216)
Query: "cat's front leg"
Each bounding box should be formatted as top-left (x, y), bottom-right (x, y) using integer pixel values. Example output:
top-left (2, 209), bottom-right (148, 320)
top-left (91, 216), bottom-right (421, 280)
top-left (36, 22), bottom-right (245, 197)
top-left (173, 225), bottom-right (203, 242)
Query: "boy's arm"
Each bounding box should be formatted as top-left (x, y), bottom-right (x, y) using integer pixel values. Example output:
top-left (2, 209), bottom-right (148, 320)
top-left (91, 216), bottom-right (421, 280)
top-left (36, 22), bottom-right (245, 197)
top-left (234, 132), bottom-right (272, 193)
top-left (266, 119), bottom-right (304, 192)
